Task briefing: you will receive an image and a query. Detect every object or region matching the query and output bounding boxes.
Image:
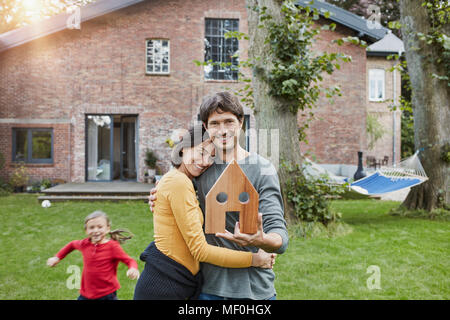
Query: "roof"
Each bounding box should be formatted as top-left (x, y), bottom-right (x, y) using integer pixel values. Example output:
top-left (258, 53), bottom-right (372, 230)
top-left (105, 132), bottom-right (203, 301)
top-left (367, 31), bottom-right (405, 56)
top-left (0, 0), bottom-right (143, 53)
top-left (0, 0), bottom-right (400, 54)
top-left (296, 0), bottom-right (390, 42)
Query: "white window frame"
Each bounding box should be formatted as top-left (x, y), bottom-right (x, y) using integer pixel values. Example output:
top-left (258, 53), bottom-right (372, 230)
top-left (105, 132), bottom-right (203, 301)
top-left (369, 69), bottom-right (386, 101)
top-left (146, 39), bottom-right (170, 75)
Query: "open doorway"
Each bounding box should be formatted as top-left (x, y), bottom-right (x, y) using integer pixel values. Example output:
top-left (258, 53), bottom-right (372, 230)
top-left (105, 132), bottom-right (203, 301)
top-left (86, 115), bottom-right (138, 181)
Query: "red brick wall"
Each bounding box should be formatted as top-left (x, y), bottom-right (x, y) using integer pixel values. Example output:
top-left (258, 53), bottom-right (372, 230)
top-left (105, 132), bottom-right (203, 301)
top-left (0, 0), bottom-right (249, 182)
top-left (298, 20), bottom-right (368, 166)
top-left (366, 56), bottom-right (402, 166)
top-left (0, 123), bottom-right (70, 182)
top-left (0, 0), bottom-right (383, 183)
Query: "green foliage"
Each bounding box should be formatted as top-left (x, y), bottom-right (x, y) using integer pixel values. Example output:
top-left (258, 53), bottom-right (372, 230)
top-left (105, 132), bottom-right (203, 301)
top-left (41, 178), bottom-right (53, 189)
top-left (282, 161), bottom-right (346, 225)
top-left (390, 0), bottom-right (450, 86)
top-left (441, 142), bottom-right (450, 164)
top-left (0, 150), bottom-right (4, 171)
top-left (0, 152), bottom-right (12, 196)
top-left (9, 162), bottom-right (29, 188)
top-left (401, 107), bottom-right (415, 158)
top-left (0, 178), bottom-right (12, 196)
top-left (30, 180), bottom-right (42, 193)
top-left (255, 1), bottom-right (353, 115)
top-left (144, 149), bottom-right (158, 169)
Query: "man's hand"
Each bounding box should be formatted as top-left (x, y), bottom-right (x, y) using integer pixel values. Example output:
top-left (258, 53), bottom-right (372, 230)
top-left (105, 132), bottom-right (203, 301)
top-left (215, 213), bottom-right (282, 253)
top-left (216, 213), bottom-right (264, 247)
top-left (148, 180), bottom-right (158, 212)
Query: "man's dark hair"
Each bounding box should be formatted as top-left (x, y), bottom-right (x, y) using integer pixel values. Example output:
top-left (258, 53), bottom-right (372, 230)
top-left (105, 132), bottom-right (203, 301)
top-left (199, 92), bottom-right (244, 126)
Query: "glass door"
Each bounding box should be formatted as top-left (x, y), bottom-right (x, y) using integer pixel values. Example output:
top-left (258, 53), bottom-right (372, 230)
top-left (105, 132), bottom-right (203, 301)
top-left (120, 116), bottom-right (137, 180)
top-left (86, 115), bottom-right (113, 181)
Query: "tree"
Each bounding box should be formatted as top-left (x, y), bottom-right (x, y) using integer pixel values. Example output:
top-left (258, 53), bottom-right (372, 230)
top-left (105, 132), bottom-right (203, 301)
top-left (399, 0), bottom-right (449, 211)
top-left (245, 0), bottom-right (352, 222)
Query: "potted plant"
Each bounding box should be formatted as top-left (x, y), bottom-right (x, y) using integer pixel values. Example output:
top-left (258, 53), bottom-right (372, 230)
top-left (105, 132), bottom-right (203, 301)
top-left (145, 149), bottom-right (158, 181)
top-left (10, 162), bottom-right (29, 193)
top-left (40, 178), bottom-right (52, 191)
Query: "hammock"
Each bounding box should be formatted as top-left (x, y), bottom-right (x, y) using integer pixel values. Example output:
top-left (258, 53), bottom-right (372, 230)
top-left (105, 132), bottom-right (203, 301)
top-left (350, 151), bottom-right (428, 195)
top-left (302, 151), bottom-right (428, 196)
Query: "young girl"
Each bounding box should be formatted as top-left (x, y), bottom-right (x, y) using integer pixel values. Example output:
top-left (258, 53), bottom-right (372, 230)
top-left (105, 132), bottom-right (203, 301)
top-left (47, 210), bottom-right (139, 300)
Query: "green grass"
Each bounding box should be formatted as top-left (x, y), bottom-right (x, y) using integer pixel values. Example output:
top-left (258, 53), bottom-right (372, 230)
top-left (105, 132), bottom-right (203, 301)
top-left (0, 195), bottom-right (448, 299)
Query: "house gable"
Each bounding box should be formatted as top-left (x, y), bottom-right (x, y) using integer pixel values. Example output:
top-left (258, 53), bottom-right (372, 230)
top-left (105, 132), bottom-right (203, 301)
top-left (0, 0), bottom-right (144, 53)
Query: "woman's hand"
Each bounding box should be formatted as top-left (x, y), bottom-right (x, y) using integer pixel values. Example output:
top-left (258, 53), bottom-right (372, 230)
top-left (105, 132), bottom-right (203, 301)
top-left (47, 256), bottom-right (60, 267)
top-left (127, 268), bottom-right (140, 280)
top-left (251, 249), bottom-right (276, 269)
top-left (148, 180), bottom-right (158, 212)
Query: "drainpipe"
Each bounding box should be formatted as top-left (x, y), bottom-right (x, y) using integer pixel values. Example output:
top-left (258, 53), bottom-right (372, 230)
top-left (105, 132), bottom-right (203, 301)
top-left (392, 63), bottom-right (397, 167)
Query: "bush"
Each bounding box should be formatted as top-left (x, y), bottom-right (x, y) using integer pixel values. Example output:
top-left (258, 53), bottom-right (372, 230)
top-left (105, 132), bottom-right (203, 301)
top-left (9, 162), bottom-right (29, 190)
top-left (283, 161), bottom-right (346, 225)
top-left (30, 180), bottom-right (42, 193)
top-left (145, 149), bottom-right (158, 169)
top-left (0, 177), bottom-right (12, 197)
top-left (40, 179), bottom-right (52, 190)
top-left (0, 152), bottom-right (11, 196)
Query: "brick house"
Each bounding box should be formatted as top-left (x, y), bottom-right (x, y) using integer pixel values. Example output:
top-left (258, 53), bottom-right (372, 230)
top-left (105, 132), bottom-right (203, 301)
top-left (0, 0), bottom-right (402, 184)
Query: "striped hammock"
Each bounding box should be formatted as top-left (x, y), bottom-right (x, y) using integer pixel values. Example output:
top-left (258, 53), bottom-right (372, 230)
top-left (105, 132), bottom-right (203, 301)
top-left (350, 151), bottom-right (428, 195)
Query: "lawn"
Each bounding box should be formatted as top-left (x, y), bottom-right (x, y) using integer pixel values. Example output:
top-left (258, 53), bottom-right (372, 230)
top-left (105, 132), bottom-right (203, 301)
top-left (0, 194), bottom-right (448, 300)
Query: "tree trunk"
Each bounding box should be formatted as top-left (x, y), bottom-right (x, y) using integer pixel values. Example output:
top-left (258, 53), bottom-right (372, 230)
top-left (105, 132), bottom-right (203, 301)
top-left (246, 0), bottom-right (304, 223)
top-left (399, 0), bottom-right (450, 210)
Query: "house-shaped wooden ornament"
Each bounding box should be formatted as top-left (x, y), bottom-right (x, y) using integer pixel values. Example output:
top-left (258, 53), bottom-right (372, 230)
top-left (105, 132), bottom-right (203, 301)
top-left (205, 160), bottom-right (259, 234)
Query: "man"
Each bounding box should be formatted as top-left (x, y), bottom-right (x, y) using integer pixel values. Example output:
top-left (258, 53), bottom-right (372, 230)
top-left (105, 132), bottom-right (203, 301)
top-left (151, 92), bottom-right (288, 300)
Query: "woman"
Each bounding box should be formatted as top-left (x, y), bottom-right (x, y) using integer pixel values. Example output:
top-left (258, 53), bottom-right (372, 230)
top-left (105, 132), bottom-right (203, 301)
top-left (134, 124), bottom-right (275, 300)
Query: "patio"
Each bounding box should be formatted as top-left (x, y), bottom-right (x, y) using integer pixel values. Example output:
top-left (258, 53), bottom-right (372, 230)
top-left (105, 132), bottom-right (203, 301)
top-left (38, 181), bottom-right (154, 202)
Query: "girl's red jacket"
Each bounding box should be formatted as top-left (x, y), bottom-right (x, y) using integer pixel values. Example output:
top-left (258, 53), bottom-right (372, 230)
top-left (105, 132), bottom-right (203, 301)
top-left (56, 238), bottom-right (138, 299)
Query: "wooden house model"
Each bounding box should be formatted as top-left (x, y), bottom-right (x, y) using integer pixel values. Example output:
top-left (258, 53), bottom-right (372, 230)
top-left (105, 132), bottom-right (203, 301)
top-left (205, 160), bottom-right (259, 234)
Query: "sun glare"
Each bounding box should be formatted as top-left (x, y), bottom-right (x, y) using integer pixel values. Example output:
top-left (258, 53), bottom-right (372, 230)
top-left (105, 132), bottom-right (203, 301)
top-left (22, 0), bottom-right (44, 16)
top-left (21, 0), bottom-right (43, 21)
top-left (22, 0), bottom-right (41, 11)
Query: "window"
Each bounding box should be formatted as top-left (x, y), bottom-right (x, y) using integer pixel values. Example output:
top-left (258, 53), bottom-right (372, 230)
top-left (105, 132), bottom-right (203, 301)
top-left (369, 69), bottom-right (385, 101)
top-left (146, 39), bottom-right (170, 74)
top-left (204, 18), bottom-right (239, 80)
top-left (12, 128), bottom-right (53, 163)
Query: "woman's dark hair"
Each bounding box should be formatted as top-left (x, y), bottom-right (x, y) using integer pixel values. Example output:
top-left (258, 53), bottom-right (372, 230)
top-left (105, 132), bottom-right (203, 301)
top-left (170, 124), bottom-right (209, 168)
top-left (199, 92), bottom-right (244, 126)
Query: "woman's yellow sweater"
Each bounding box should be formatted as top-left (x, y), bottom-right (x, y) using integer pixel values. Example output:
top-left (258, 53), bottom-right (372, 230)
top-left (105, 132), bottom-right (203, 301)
top-left (153, 169), bottom-right (253, 275)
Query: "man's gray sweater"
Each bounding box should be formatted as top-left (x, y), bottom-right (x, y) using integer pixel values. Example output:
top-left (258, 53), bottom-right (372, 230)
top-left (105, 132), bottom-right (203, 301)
top-left (194, 153), bottom-right (289, 300)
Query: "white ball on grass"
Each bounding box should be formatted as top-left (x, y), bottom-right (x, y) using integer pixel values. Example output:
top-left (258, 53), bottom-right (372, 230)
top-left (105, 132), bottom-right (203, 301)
top-left (41, 200), bottom-right (51, 208)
